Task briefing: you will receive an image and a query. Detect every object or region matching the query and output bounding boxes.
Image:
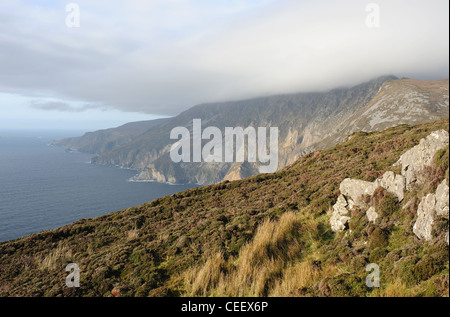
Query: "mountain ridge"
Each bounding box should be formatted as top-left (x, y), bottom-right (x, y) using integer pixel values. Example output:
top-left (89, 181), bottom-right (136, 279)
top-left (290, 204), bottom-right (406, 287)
top-left (55, 76), bottom-right (449, 185)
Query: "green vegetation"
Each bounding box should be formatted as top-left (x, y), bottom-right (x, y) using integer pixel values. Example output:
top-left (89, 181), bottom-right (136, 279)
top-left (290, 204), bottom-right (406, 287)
top-left (0, 119), bottom-right (448, 297)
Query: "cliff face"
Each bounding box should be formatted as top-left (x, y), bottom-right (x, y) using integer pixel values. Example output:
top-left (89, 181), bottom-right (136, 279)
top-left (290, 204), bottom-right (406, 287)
top-left (1, 120), bottom-right (448, 297)
top-left (57, 77), bottom-right (449, 185)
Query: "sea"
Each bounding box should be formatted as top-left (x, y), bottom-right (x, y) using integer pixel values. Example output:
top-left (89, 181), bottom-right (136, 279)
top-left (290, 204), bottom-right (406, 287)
top-left (0, 130), bottom-right (195, 242)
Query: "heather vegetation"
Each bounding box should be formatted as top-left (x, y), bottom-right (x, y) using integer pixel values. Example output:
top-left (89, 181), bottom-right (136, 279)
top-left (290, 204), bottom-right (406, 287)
top-left (0, 119), bottom-right (448, 297)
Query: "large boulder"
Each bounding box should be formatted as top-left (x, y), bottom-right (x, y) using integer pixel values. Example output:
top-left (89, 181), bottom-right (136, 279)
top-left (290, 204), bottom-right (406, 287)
top-left (396, 130), bottom-right (449, 190)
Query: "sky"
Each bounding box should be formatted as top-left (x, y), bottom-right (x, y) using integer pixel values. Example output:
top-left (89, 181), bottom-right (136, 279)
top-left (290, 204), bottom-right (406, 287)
top-left (0, 0), bottom-right (449, 131)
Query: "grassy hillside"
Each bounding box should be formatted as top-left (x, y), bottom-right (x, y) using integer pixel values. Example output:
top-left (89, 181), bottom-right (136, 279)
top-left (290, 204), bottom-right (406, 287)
top-left (0, 119), bottom-right (448, 297)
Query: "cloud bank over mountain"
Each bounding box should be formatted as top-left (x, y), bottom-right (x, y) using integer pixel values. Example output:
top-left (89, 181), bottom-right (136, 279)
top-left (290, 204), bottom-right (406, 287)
top-left (0, 0), bottom-right (448, 116)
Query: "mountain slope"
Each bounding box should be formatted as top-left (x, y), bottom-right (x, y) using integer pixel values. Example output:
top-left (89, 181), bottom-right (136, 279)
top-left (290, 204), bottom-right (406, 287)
top-left (1, 119), bottom-right (448, 297)
top-left (54, 118), bottom-right (169, 155)
top-left (58, 76), bottom-right (449, 185)
top-left (312, 78), bottom-right (450, 151)
top-left (91, 76), bottom-right (396, 183)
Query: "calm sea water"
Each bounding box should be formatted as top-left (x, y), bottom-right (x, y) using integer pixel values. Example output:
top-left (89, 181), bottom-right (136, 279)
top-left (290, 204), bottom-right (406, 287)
top-left (0, 130), bottom-right (195, 242)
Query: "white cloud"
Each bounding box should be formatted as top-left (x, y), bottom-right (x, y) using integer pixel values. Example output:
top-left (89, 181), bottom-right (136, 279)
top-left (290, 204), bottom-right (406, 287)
top-left (0, 0), bottom-right (448, 119)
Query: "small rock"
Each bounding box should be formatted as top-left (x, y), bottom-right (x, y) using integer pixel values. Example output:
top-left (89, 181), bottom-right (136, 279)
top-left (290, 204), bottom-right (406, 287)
top-left (175, 235), bottom-right (189, 249)
top-left (111, 288), bottom-right (120, 297)
top-left (366, 206), bottom-right (379, 223)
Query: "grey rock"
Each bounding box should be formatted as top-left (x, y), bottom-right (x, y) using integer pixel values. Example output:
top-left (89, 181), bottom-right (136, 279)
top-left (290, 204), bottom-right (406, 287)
top-left (366, 207), bottom-right (379, 223)
top-left (396, 130), bottom-right (449, 190)
top-left (339, 172), bottom-right (405, 209)
top-left (412, 179), bottom-right (449, 243)
top-left (330, 195), bottom-right (351, 232)
top-left (435, 180), bottom-right (449, 219)
top-left (380, 171), bottom-right (406, 202)
top-left (333, 131), bottom-right (449, 241)
top-left (413, 194), bottom-right (437, 241)
top-left (339, 179), bottom-right (378, 205)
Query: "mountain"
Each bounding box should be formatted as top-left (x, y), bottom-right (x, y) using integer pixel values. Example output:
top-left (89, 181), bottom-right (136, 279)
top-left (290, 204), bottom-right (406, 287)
top-left (1, 119), bottom-right (448, 297)
top-left (55, 76), bottom-right (449, 185)
top-left (311, 78), bottom-right (450, 151)
top-left (55, 118), bottom-right (169, 155)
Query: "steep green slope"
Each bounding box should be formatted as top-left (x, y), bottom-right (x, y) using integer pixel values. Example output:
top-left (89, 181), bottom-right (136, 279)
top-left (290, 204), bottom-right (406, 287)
top-left (0, 119), bottom-right (448, 297)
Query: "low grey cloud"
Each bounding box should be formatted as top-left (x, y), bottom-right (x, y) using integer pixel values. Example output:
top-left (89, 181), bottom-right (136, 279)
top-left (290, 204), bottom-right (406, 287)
top-left (30, 101), bottom-right (106, 113)
top-left (0, 0), bottom-right (448, 116)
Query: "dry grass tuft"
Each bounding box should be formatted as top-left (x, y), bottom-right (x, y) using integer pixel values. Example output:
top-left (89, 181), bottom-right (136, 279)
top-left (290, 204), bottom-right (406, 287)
top-left (185, 212), bottom-right (303, 297)
top-left (39, 242), bottom-right (73, 271)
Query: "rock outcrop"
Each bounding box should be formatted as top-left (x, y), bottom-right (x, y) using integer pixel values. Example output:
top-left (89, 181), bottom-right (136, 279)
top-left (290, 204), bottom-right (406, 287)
top-left (330, 195), bottom-right (352, 232)
top-left (396, 130), bottom-right (449, 190)
top-left (413, 179), bottom-right (449, 242)
top-left (331, 130), bottom-right (449, 245)
top-left (331, 172), bottom-right (406, 231)
top-left (413, 194), bottom-right (438, 241)
top-left (379, 171), bottom-right (406, 202)
top-left (338, 171), bottom-right (406, 209)
top-left (435, 180), bottom-right (449, 218)
top-left (339, 179), bottom-right (379, 205)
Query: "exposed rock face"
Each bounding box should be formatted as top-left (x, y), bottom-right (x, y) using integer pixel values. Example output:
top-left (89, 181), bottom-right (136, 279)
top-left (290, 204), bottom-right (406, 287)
top-left (223, 162), bottom-right (260, 182)
top-left (413, 180), bottom-right (449, 242)
top-left (132, 166), bottom-right (178, 184)
top-left (396, 130), bottom-right (449, 190)
top-left (435, 181), bottom-right (449, 218)
top-left (331, 130), bottom-right (449, 245)
top-left (339, 179), bottom-right (378, 205)
top-left (413, 194), bottom-right (437, 241)
top-left (379, 171), bottom-right (406, 202)
top-left (330, 195), bottom-right (351, 232)
top-left (307, 78), bottom-right (449, 159)
top-left (331, 172), bottom-right (406, 232)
